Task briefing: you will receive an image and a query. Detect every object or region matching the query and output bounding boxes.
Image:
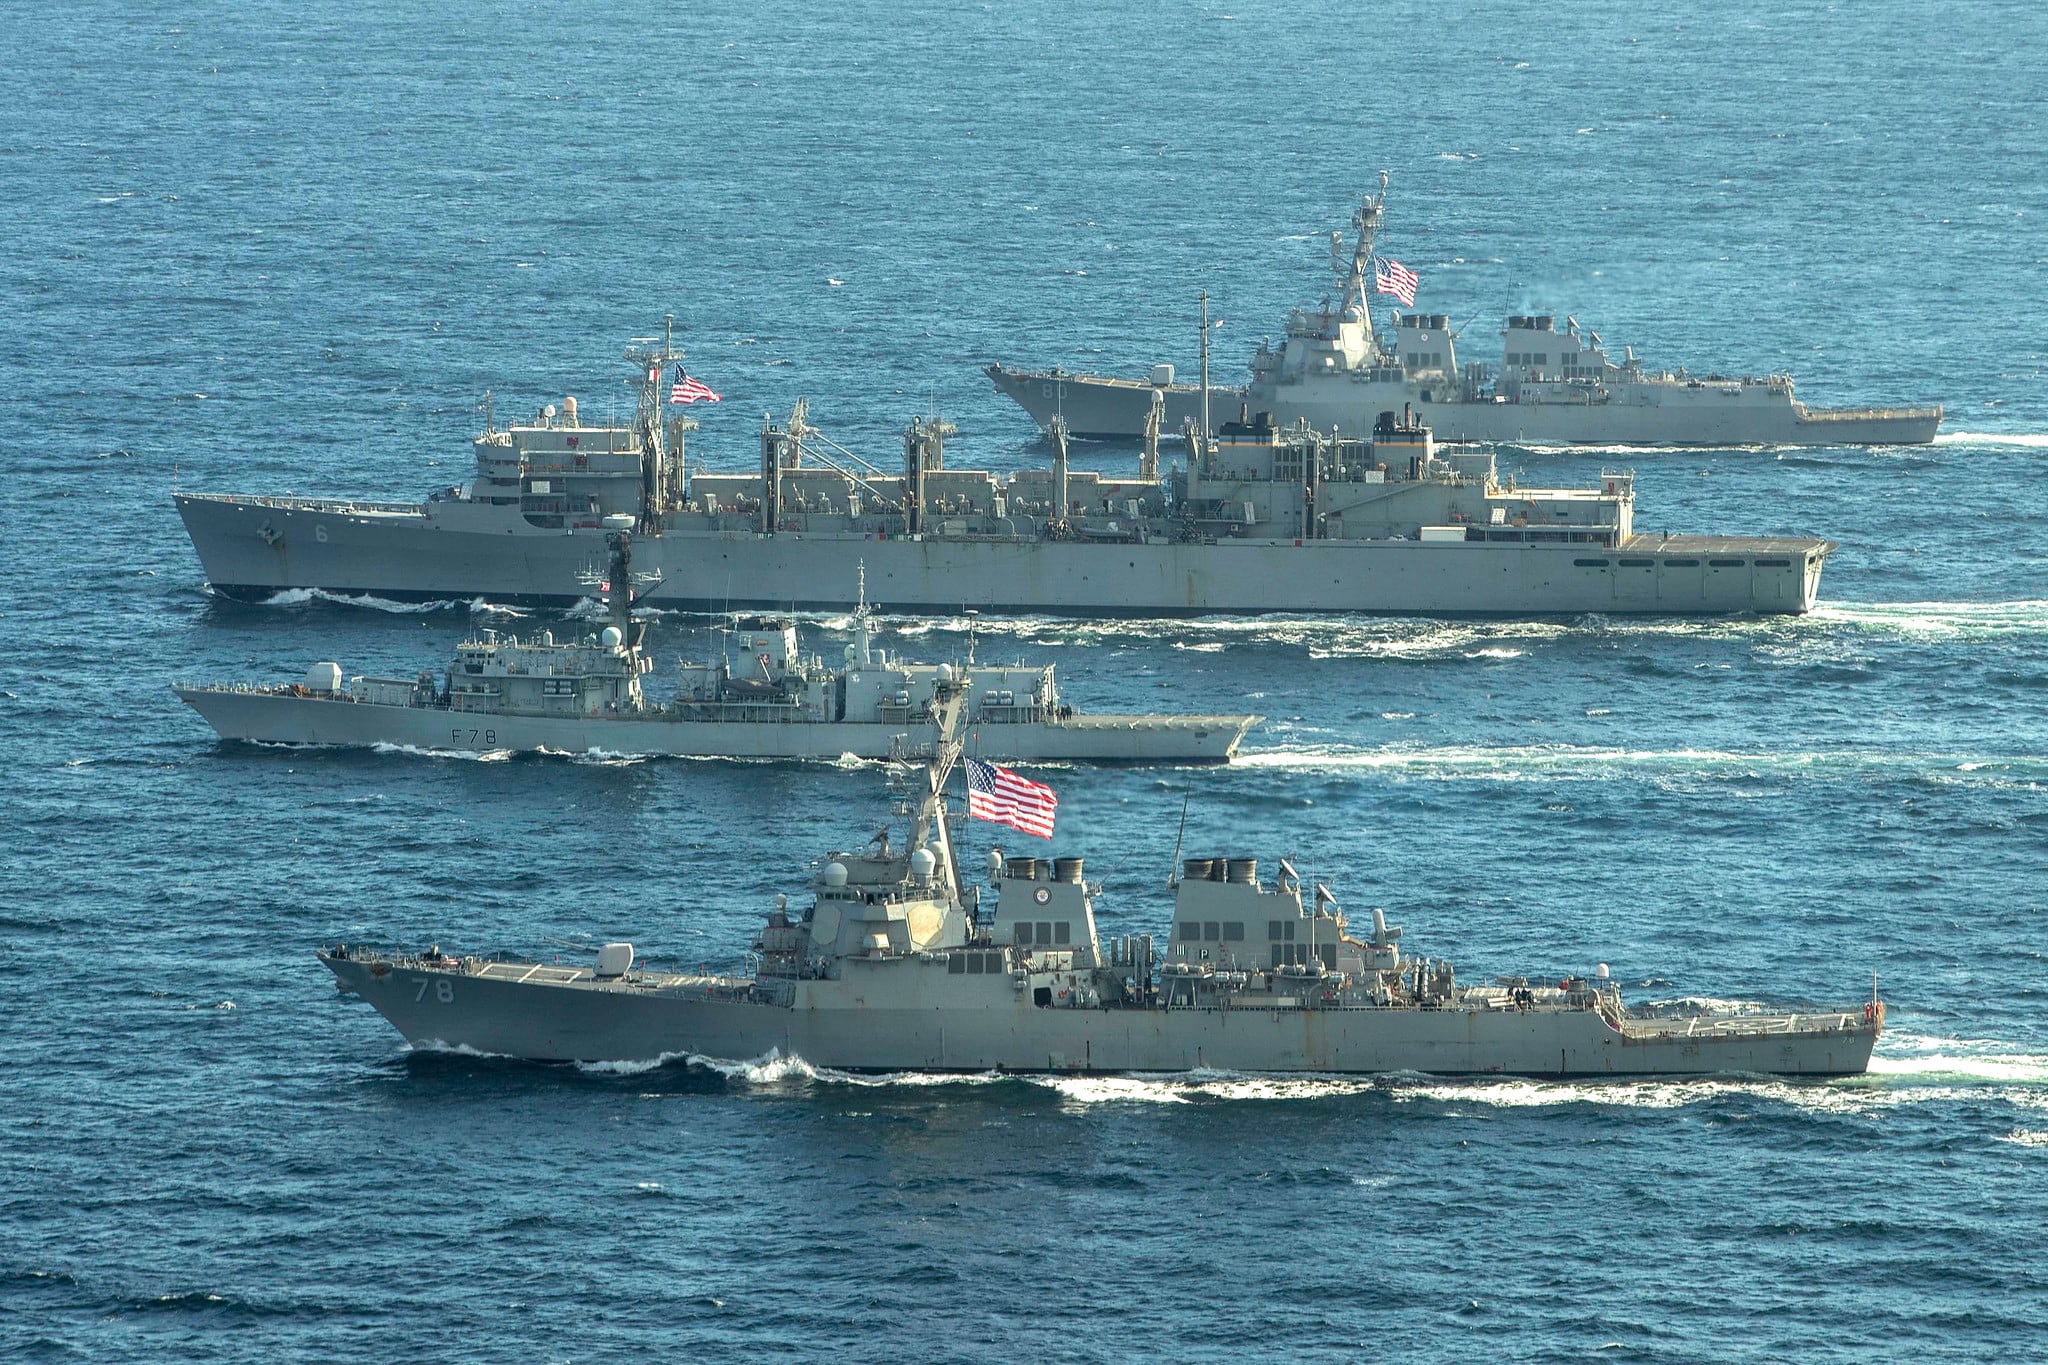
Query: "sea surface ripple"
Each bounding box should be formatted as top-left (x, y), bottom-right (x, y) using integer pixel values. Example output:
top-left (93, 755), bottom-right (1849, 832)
top-left (2, 0), bottom-right (2045, 1360)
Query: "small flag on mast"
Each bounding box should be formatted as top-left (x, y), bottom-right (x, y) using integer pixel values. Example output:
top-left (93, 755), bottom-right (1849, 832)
top-left (1372, 256), bottom-right (1419, 307)
top-left (965, 758), bottom-right (1057, 839)
top-left (670, 367), bottom-right (722, 405)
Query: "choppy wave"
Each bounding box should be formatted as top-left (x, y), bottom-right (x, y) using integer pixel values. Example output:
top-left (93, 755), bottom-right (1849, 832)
top-left (368, 742), bottom-right (515, 762)
top-left (252, 587), bottom-right (511, 615)
top-left (555, 746), bottom-right (650, 766)
top-left (573, 1049), bottom-right (703, 1076)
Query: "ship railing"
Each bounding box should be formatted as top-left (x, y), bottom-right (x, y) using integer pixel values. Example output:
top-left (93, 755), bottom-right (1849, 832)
top-left (201, 493), bottom-right (428, 517)
top-left (1623, 1011), bottom-right (1861, 1039)
top-left (1793, 405), bottom-right (1943, 423)
top-left (172, 680), bottom-right (361, 700)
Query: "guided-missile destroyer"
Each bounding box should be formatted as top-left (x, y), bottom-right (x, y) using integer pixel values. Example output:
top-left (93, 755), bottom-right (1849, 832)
top-left (988, 176), bottom-right (1941, 446)
top-left (322, 689), bottom-right (1885, 1076)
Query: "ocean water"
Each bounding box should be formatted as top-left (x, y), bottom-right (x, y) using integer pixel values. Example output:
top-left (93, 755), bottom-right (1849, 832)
top-left (4, 0), bottom-right (2047, 1360)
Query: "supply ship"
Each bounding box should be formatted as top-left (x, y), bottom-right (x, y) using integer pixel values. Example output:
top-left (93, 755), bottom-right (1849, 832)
top-left (175, 538), bottom-right (1256, 763)
top-left (176, 329), bottom-right (1835, 616)
top-left (322, 689), bottom-right (1884, 1075)
top-left (987, 176), bottom-right (1941, 446)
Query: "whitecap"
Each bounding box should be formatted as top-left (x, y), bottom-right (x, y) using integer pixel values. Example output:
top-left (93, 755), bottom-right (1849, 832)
top-left (1030, 1074), bottom-right (1194, 1106)
top-left (1932, 430), bottom-right (2048, 449)
top-left (252, 587), bottom-right (504, 615)
top-left (574, 1049), bottom-right (702, 1076)
top-left (1808, 599), bottom-right (2048, 639)
top-left (368, 742), bottom-right (515, 762)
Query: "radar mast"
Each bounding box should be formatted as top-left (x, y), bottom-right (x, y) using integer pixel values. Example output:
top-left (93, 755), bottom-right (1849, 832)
top-left (624, 315), bottom-right (689, 533)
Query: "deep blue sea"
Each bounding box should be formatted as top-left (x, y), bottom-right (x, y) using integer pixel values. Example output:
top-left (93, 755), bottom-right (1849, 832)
top-left (4, 1), bottom-right (2046, 1360)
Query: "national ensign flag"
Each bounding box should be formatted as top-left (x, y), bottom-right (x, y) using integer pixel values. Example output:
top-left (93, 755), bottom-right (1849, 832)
top-left (1372, 256), bottom-right (1419, 307)
top-left (670, 367), bottom-right (722, 405)
top-left (965, 757), bottom-right (1057, 839)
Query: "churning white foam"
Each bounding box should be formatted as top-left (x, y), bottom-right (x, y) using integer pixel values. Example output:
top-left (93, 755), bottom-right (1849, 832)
top-left (1933, 430), bottom-right (2048, 449)
top-left (1810, 599), bottom-right (2048, 638)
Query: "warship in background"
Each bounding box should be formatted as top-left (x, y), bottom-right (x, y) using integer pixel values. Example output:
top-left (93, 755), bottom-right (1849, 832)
top-left (175, 533), bottom-right (1257, 763)
top-left (321, 690), bottom-right (1886, 1075)
top-left (987, 175), bottom-right (1941, 446)
top-left (174, 324), bottom-right (1836, 616)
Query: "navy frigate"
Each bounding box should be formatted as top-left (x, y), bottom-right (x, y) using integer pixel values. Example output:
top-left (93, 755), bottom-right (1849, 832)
top-left (175, 325), bottom-right (1836, 615)
top-left (174, 535), bottom-right (1257, 763)
top-left (988, 175), bottom-right (1941, 446)
top-left (322, 687), bottom-right (1886, 1076)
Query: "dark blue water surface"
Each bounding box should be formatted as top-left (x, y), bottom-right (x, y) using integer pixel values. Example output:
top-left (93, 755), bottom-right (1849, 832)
top-left (4, 1), bottom-right (2047, 1360)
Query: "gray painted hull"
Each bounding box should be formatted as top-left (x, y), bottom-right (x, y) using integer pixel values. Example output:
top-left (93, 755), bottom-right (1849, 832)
top-left (174, 688), bottom-right (1253, 762)
top-left (984, 365), bottom-right (1238, 441)
top-left (178, 495), bottom-right (1825, 615)
top-left (988, 365), bottom-right (1942, 446)
top-left (325, 956), bottom-right (1878, 1078)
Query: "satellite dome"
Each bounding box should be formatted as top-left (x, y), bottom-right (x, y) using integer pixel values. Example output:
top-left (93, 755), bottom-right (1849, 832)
top-left (600, 625), bottom-right (624, 649)
top-left (936, 663), bottom-right (955, 685)
top-left (910, 848), bottom-right (937, 882)
top-left (822, 861), bottom-right (849, 888)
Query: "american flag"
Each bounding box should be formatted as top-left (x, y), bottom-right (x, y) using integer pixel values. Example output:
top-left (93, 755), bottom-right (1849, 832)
top-left (965, 757), bottom-right (1057, 839)
top-left (670, 367), bottom-right (722, 405)
top-left (1372, 256), bottom-right (1419, 306)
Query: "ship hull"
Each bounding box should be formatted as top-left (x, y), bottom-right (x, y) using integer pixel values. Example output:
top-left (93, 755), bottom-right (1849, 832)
top-left (989, 366), bottom-right (1942, 446)
top-left (324, 956), bottom-right (1877, 1078)
top-left (984, 363), bottom-right (1241, 441)
top-left (175, 688), bottom-right (1254, 762)
top-left (178, 495), bottom-right (1828, 616)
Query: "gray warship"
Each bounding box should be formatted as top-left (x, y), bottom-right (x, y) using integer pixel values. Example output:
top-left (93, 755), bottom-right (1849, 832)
top-left (174, 535), bottom-right (1257, 763)
top-left (321, 690), bottom-right (1885, 1076)
top-left (987, 176), bottom-right (1941, 446)
top-left (175, 327), bottom-right (1835, 615)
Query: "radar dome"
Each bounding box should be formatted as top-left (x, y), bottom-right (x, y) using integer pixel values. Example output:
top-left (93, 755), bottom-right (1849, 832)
top-left (1595, 962), bottom-right (1611, 980)
top-left (601, 513), bottom-right (635, 531)
top-left (936, 663), bottom-right (955, 685)
top-left (822, 861), bottom-right (849, 888)
top-left (600, 625), bottom-right (624, 649)
top-left (304, 662), bottom-right (343, 693)
top-left (910, 848), bottom-right (937, 881)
